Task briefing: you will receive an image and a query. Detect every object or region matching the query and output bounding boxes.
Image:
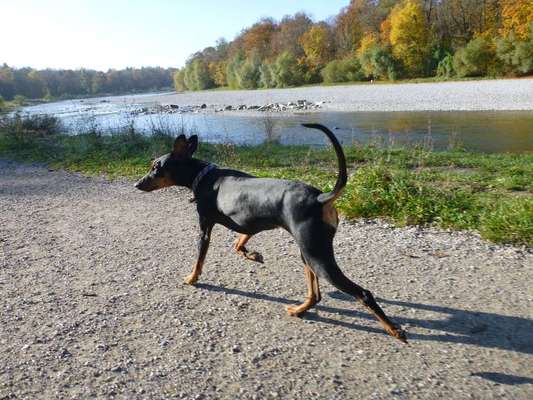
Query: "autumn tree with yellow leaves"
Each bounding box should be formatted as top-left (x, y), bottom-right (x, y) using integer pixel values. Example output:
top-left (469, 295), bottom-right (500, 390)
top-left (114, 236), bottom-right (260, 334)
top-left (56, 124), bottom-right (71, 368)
top-left (301, 24), bottom-right (334, 67)
top-left (388, 0), bottom-right (430, 77)
top-left (500, 0), bottom-right (533, 39)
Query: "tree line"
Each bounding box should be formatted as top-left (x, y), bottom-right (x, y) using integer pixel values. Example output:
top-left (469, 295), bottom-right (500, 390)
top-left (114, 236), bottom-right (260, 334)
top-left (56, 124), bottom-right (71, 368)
top-left (0, 65), bottom-right (176, 102)
top-left (174, 0), bottom-right (533, 91)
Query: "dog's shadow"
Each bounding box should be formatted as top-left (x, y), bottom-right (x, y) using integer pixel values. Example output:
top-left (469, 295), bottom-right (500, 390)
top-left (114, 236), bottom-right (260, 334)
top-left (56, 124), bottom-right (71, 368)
top-left (196, 283), bottom-right (533, 356)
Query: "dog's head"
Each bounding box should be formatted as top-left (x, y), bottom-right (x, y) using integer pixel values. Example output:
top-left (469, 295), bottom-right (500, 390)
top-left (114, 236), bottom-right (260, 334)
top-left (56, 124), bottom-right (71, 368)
top-left (134, 134), bottom-right (198, 192)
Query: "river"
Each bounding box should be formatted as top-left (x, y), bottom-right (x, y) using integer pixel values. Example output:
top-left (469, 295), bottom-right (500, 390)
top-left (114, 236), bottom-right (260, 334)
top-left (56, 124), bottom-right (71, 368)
top-left (21, 94), bottom-right (533, 153)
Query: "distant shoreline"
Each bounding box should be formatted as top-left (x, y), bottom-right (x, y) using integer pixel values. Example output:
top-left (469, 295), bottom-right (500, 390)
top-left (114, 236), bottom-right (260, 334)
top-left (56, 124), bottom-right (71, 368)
top-left (109, 78), bottom-right (533, 113)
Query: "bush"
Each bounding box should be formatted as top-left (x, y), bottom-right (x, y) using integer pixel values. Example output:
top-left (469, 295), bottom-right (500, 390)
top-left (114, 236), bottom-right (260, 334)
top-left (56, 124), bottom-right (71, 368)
top-left (0, 113), bottom-right (62, 139)
top-left (436, 54), bottom-right (455, 78)
top-left (358, 44), bottom-right (397, 80)
top-left (479, 198), bottom-right (533, 246)
top-left (321, 60), bottom-right (343, 83)
top-left (0, 95), bottom-right (4, 112)
top-left (495, 33), bottom-right (533, 75)
top-left (453, 37), bottom-right (496, 77)
top-left (337, 166), bottom-right (477, 227)
top-left (321, 57), bottom-right (364, 83)
top-left (13, 95), bottom-right (27, 106)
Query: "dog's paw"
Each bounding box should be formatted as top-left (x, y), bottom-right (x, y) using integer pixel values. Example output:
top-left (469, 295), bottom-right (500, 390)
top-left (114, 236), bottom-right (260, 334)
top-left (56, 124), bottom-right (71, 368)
top-left (387, 325), bottom-right (408, 344)
top-left (248, 251), bottom-right (264, 263)
top-left (286, 305), bottom-right (305, 317)
top-left (184, 274), bottom-right (198, 285)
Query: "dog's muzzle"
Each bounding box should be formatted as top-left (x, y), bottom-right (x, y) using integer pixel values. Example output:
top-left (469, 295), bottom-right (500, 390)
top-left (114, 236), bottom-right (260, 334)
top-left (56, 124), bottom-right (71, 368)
top-left (134, 177), bottom-right (152, 191)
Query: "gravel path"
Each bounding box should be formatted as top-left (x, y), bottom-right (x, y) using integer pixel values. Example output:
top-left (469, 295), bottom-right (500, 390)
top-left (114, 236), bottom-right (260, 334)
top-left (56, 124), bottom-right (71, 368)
top-left (124, 79), bottom-right (533, 112)
top-left (1, 160), bottom-right (532, 399)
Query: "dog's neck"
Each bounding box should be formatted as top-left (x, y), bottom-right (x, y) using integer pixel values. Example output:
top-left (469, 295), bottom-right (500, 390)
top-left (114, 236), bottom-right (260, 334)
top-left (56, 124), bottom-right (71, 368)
top-left (178, 158), bottom-right (211, 189)
top-left (192, 163), bottom-right (217, 193)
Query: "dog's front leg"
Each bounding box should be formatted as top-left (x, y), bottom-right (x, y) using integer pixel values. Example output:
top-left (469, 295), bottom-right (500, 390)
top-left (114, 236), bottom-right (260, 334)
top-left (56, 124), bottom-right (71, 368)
top-left (234, 234), bottom-right (264, 263)
top-left (184, 222), bottom-right (213, 285)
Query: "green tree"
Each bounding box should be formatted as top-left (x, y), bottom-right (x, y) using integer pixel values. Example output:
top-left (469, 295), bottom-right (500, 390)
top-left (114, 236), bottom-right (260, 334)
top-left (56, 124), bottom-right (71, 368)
top-left (453, 36), bottom-right (496, 77)
top-left (173, 69), bottom-right (187, 91)
top-left (496, 30), bottom-right (533, 75)
top-left (79, 69), bottom-right (92, 95)
top-left (271, 52), bottom-right (304, 87)
top-left (259, 63), bottom-right (275, 88)
top-left (226, 54), bottom-right (245, 89)
top-left (184, 59), bottom-right (213, 91)
top-left (236, 54), bottom-right (261, 89)
top-left (91, 72), bottom-right (106, 94)
top-left (358, 43), bottom-right (397, 80)
top-left (321, 57), bottom-right (364, 83)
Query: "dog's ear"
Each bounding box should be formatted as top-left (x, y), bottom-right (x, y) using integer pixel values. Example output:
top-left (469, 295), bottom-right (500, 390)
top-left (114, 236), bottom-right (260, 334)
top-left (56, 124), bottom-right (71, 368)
top-left (187, 135), bottom-right (198, 156)
top-left (173, 134), bottom-right (189, 158)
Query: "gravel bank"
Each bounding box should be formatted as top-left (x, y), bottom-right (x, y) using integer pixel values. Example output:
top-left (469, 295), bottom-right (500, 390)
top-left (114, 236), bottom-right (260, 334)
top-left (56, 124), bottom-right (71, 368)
top-left (121, 79), bottom-right (533, 112)
top-left (1, 160), bottom-right (532, 399)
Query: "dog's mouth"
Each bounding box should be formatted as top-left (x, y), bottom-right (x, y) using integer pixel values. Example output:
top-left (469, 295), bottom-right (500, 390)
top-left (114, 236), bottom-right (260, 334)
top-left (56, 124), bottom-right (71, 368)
top-left (134, 177), bottom-right (155, 192)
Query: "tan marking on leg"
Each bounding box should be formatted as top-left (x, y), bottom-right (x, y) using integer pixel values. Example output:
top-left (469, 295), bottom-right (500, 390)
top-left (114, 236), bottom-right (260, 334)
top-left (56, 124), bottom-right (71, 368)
top-left (287, 265), bottom-right (321, 317)
top-left (184, 260), bottom-right (204, 285)
top-left (184, 226), bottom-right (212, 285)
top-left (322, 203), bottom-right (339, 229)
top-left (234, 234), bottom-right (263, 263)
top-left (362, 303), bottom-right (407, 343)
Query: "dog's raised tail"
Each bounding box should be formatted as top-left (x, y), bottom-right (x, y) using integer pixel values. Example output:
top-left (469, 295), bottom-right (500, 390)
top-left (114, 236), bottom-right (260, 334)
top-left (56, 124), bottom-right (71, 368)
top-left (302, 123), bottom-right (347, 204)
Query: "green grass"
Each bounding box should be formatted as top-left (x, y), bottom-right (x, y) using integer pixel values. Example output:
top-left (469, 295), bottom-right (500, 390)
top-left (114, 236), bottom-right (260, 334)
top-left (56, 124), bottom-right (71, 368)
top-left (0, 129), bottom-right (531, 247)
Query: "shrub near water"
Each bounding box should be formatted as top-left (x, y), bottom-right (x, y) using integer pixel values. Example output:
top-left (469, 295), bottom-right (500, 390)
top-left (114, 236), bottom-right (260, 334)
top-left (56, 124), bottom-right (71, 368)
top-left (337, 166), bottom-right (478, 227)
top-left (321, 57), bottom-right (364, 83)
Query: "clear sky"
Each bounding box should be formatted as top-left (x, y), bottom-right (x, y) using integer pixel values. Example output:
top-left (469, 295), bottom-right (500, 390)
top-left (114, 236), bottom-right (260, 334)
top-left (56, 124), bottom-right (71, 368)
top-left (1, 0), bottom-right (349, 71)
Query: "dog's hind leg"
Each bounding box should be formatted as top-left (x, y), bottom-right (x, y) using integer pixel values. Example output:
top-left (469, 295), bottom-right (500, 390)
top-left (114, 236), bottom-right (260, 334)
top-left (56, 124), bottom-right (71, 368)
top-left (185, 222), bottom-right (213, 285)
top-left (313, 258), bottom-right (406, 342)
top-left (234, 234), bottom-right (263, 263)
top-left (324, 264), bottom-right (406, 342)
top-left (286, 264), bottom-right (321, 317)
top-left (295, 223), bottom-right (407, 342)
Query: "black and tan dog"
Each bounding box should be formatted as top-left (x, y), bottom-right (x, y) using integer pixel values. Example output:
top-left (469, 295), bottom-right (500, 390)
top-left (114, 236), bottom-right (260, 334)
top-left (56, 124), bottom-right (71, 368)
top-left (135, 124), bottom-right (406, 343)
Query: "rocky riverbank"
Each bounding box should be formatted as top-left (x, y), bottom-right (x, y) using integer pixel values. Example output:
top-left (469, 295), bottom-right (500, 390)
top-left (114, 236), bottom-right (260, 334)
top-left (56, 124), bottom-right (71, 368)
top-left (116, 78), bottom-right (533, 113)
top-left (129, 99), bottom-right (325, 116)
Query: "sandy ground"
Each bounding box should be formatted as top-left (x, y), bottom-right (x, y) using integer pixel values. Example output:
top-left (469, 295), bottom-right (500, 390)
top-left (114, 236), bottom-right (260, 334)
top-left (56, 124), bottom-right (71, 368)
top-left (115, 79), bottom-right (533, 112)
top-left (1, 159), bottom-right (532, 399)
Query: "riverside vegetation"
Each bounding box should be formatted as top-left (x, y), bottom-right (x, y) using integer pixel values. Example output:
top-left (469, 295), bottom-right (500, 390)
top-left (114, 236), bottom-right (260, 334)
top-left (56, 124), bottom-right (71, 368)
top-left (0, 113), bottom-right (531, 247)
top-left (174, 1), bottom-right (533, 91)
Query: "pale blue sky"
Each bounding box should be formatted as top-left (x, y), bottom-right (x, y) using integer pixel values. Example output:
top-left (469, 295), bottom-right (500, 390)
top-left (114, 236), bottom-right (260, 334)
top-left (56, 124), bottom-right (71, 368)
top-left (1, 0), bottom-right (349, 70)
